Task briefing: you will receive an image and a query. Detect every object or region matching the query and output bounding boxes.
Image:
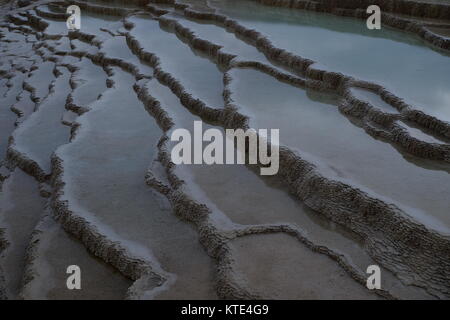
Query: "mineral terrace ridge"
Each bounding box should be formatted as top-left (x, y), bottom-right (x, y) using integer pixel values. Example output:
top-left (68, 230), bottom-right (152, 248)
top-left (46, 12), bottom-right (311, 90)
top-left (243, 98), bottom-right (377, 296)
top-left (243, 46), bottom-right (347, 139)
top-left (0, 0), bottom-right (449, 300)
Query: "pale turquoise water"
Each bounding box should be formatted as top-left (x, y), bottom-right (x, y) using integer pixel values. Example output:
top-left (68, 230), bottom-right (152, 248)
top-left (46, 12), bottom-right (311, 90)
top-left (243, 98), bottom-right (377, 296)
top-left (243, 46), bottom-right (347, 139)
top-left (210, 0), bottom-right (450, 122)
top-left (350, 87), bottom-right (399, 114)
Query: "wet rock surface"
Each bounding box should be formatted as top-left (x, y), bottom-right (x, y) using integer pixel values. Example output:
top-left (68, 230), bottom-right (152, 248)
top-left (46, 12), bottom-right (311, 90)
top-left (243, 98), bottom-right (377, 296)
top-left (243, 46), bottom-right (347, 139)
top-left (0, 0), bottom-right (449, 300)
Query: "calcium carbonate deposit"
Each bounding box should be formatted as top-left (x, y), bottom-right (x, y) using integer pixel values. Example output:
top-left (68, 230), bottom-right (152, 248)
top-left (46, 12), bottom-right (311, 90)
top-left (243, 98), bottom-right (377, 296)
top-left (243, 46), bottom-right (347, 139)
top-left (0, 0), bottom-right (449, 300)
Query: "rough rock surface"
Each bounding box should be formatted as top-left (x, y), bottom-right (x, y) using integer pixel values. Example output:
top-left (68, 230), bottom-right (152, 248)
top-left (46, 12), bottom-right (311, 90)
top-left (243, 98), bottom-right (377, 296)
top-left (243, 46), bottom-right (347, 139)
top-left (0, 0), bottom-right (449, 300)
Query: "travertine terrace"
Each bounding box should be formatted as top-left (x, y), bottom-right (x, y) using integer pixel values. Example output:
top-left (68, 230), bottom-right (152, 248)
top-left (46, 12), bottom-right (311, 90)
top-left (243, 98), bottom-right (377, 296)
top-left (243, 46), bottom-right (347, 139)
top-left (0, 0), bottom-right (449, 299)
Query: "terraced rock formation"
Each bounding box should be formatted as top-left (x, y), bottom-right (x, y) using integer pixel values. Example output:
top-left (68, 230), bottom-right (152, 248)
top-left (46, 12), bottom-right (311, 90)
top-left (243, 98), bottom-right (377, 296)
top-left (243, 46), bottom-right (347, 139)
top-left (0, 0), bottom-right (449, 299)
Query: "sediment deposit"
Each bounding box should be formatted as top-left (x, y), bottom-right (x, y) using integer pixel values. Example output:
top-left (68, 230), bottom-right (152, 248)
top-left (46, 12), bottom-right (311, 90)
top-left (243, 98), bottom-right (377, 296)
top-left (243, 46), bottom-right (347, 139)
top-left (0, 0), bottom-right (449, 299)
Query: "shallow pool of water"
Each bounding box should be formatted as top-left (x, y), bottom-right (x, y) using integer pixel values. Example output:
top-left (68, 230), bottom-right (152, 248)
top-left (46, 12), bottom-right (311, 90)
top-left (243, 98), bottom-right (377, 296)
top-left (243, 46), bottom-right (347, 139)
top-left (209, 0), bottom-right (450, 122)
